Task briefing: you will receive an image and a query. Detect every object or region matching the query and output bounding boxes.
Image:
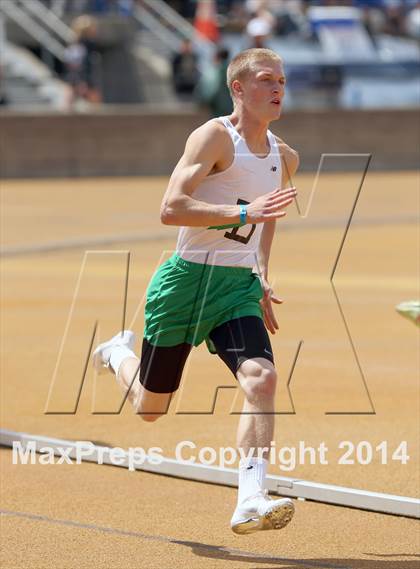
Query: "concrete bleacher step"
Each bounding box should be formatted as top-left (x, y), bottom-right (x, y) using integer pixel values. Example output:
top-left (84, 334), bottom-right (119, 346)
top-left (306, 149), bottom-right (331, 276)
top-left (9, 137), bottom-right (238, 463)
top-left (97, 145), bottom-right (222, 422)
top-left (1, 41), bottom-right (68, 108)
top-left (136, 29), bottom-right (174, 59)
top-left (4, 76), bottom-right (48, 105)
top-left (132, 30), bottom-right (177, 104)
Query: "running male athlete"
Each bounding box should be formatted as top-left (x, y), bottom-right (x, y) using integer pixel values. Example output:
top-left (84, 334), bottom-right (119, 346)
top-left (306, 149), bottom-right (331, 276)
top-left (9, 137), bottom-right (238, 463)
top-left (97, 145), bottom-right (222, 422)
top-left (93, 48), bottom-right (299, 535)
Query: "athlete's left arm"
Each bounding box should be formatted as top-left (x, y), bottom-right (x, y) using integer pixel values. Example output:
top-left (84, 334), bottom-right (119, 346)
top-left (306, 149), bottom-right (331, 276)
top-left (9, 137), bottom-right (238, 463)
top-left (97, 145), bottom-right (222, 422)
top-left (257, 140), bottom-right (299, 334)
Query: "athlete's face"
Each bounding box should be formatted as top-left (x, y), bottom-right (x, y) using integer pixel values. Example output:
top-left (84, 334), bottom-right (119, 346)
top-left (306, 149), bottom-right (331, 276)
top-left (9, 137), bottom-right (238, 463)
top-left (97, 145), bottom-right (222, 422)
top-left (235, 60), bottom-right (286, 121)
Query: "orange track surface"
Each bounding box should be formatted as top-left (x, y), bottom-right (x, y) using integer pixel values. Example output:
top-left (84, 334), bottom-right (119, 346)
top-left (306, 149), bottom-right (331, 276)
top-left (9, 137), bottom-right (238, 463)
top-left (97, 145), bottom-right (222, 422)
top-left (1, 173), bottom-right (419, 568)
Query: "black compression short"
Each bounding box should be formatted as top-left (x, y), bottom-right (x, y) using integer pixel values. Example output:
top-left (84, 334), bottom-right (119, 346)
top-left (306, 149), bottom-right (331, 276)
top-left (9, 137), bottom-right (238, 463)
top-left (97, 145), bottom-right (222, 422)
top-left (139, 315), bottom-right (274, 394)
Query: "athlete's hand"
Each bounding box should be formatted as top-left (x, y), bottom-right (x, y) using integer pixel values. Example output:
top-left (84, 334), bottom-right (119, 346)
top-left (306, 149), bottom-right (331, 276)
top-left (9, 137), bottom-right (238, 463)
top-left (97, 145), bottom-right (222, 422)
top-left (259, 276), bottom-right (283, 334)
top-left (247, 187), bottom-right (297, 223)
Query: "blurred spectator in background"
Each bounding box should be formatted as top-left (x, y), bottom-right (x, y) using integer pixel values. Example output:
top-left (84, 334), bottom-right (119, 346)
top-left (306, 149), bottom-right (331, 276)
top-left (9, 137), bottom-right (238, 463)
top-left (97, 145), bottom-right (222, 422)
top-left (0, 65), bottom-right (8, 106)
top-left (115, 0), bottom-right (135, 16)
top-left (66, 0), bottom-right (135, 15)
top-left (64, 15), bottom-right (102, 108)
top-left (195, 46), bottom-right (232, 116)
top-left (246, 1), bottom-right (276, 47)
top-left (360, 6), bottom-right (386, 46)
top-left (194, 0), bottom-right (220, 42)
top-left (172, 39), bottom-right (200, 101)
top-left (50, 0), bottom-right (420, 42)
top-left (271, 1), bottom-right (311, 38)
top-left (166, 0), bottom-right (196, 20)
top-left (88, 0), bottom-right (109, 13)
top-left (383, 2), bottom-right (405, 36)
top-left (406, 2), bottom-right (420, 39)
top-left (64, 34), bottom-right (87, 107)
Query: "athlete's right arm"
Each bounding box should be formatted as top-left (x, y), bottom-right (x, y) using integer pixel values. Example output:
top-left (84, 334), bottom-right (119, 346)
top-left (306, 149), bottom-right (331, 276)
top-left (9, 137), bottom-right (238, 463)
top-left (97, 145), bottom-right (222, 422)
top-left (160, 122), bottom-right (297, 227)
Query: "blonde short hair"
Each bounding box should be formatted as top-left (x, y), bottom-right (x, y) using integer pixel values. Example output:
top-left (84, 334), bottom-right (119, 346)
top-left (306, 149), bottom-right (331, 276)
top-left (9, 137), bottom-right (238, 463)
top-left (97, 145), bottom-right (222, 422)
top-left (226, 48), bottom-right (283, 98)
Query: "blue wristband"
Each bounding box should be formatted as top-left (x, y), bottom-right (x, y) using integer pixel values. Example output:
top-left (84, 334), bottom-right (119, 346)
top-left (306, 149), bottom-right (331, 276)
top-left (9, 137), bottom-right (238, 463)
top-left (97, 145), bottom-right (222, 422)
top-left (239, 204), bottom-right (247, 225)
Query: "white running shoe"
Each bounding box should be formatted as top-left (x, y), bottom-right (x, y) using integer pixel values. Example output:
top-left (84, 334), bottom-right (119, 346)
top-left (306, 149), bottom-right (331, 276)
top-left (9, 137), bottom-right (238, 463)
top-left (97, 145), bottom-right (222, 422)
top-left (92, 330), bottom-right (136, 374)
top-left (231, 490), bottom-right (295, 535)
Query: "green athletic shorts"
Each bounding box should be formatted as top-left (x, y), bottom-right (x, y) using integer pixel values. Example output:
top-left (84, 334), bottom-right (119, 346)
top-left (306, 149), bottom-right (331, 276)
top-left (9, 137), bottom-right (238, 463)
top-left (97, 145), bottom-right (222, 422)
top-left (143, 253), bottom-right (264, 353)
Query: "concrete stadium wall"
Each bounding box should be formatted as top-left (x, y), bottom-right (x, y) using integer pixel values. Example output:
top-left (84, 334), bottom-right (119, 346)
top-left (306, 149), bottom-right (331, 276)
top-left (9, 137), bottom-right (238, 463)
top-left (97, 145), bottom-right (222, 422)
top-left (1, 107), bottom-right (418, 178)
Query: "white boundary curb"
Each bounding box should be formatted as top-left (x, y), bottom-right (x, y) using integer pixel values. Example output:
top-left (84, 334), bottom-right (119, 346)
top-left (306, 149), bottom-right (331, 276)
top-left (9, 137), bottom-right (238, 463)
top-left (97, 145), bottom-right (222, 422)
top-left (1, 429), bottom-right (418, 519)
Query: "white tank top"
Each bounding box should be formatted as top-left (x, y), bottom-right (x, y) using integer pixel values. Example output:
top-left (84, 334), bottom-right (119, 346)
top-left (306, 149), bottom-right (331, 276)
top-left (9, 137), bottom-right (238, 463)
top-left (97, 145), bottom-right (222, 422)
top-left (175, 116), bottom-right (282, 268)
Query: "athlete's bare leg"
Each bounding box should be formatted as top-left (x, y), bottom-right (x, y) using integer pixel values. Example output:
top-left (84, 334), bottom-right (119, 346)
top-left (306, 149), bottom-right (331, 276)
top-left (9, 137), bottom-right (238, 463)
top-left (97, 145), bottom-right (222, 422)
top-left (231, 357), bottom-right (294, 534)
top-left (236, 357), bottom-right (276, 458)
